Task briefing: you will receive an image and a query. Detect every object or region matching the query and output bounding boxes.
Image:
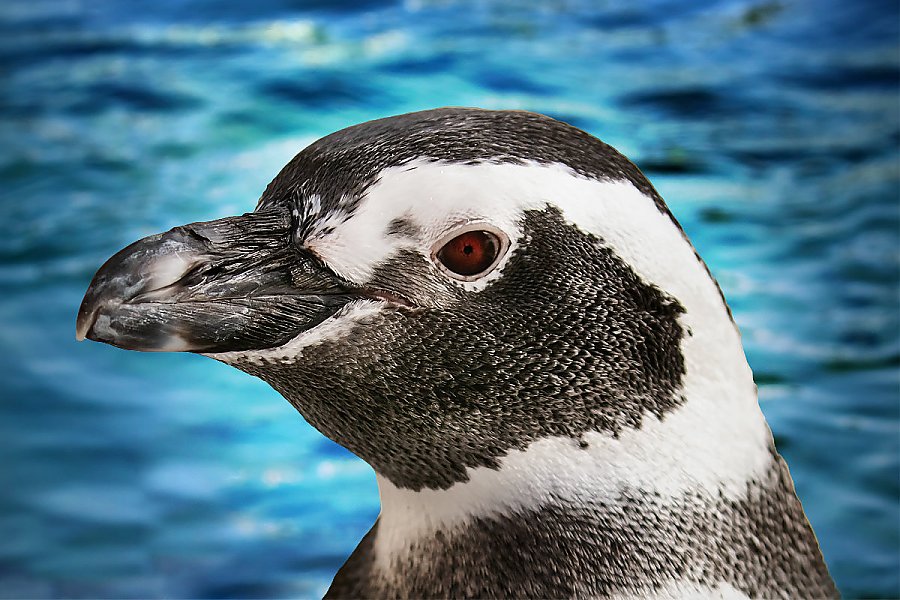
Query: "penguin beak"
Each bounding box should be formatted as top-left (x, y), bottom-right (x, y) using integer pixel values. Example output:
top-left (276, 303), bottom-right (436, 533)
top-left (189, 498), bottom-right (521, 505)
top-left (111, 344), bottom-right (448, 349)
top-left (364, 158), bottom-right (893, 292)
top-left (75, 210), bottom-right (356, 353)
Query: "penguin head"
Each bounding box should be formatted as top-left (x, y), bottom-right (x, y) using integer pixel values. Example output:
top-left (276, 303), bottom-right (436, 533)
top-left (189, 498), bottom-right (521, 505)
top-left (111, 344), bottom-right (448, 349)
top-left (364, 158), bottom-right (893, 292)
top-left (78, 108), bottom-right (767, 493)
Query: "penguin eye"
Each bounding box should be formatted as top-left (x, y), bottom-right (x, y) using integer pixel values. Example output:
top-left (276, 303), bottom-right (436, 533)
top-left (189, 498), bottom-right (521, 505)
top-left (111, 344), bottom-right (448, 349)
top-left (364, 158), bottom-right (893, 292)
top-left (434, 228), bottom-right (504, 280)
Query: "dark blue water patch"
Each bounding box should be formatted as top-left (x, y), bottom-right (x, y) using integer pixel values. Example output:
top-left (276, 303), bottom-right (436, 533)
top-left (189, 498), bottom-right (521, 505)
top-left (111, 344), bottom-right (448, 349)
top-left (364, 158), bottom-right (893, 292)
top-left (187, 533), bottom-right (352, 597)
top-left (0, 82), bottom-right (202, 119)
top-left (735, 0), bottom-right (785, 28)
top-left (753, 371), bottom-right (789, 385)
top-left (473, 68), bottom-right (558, 96)
top-left (583, 8), bottom-right (657, 30)
top-left (0, 37), bottom-right (243, 72)
top-left (781, 65), bottom-right (900, 92)
top-left (697, 206), bottom-right (736, 223)
top-left (380, 52), bottom-right (459, 75)
top-left (194, 561), bottom-right (326, 600)
top-left (823, 352), bottom-right (900, 374)
top-left (258, 74), bottom-right (394, 109)
top-left (836, 256), bottom-right (900, 286)
top-left (723, 139), bottom-right (896, 169)
top-left (0, 154), bottom-right (141, 195)
top-left (636, 156), bottom-right (711, 175)
top-left (603, 38), bottom-right (674, 63)
top-left (0, 158), bottom-right (53, 184)
top-left (78, 154), bottom-right (140, 175)
top-left (788, 156), bottom-right (854, 179)
top-left (43, 0), bottom-right (398, 31)
top-left (297, 0), bottom-right (403, 16)
top-left (0, 8), bottom-right (84, 33)
top-left (315, 437), bottom-right (357, 459)
top-left (508, 0), bottom-right (707, 33)
top-left (65, 82), bottom-right (203, 116)
top-left (0, 230), bottom-right (113, 275)
top-left (619, 86), bottom-right (750, 119)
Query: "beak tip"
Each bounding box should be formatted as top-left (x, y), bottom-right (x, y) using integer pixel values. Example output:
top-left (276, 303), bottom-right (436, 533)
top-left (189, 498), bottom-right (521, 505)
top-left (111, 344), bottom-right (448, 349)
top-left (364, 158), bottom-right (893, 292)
top-left (75, 299), bottom-right (99, 343)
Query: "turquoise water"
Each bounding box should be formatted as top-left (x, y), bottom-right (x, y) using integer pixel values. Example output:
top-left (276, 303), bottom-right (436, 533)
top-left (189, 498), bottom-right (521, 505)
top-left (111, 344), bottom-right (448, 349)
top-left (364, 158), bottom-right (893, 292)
top-left (1, 0), bottom-right (898, 597)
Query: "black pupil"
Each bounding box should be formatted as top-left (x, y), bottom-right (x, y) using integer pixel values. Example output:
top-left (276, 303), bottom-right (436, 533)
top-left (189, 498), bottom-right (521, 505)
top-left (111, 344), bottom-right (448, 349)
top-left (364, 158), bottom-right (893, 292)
top-left (463, 245), bottom-right (473, 254)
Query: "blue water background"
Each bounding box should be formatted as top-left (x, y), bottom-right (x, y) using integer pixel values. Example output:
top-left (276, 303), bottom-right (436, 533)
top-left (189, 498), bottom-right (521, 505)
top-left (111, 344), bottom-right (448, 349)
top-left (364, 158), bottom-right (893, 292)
top-left (1, 0), bottom-right (897, 597)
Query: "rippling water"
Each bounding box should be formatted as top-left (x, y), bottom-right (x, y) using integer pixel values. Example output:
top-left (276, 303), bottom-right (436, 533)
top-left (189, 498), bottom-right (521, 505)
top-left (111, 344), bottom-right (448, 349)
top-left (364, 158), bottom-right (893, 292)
top-left (1, 0), bottom-right (897, 598)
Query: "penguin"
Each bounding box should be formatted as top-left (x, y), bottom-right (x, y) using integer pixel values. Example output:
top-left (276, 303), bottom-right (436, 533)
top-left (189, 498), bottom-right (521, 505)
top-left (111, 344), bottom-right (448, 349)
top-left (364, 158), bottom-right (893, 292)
top-left (76, 108), bottom-right (838, 599)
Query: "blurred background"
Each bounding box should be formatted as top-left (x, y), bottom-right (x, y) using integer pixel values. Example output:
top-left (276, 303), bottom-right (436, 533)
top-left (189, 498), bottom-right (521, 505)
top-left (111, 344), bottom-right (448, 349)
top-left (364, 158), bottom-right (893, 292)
top-left (1, 0), bottom-right (897, 597)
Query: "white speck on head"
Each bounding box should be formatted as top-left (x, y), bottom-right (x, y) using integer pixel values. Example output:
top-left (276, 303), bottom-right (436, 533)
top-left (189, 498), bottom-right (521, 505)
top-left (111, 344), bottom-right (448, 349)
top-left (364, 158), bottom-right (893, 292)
top-left (307, 194), bottom-right (351, 239)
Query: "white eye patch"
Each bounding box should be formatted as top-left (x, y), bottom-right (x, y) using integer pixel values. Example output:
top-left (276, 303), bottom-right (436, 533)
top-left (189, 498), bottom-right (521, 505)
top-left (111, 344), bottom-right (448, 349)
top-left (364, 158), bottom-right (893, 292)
top-left (303, 159), bottom-right (534, 291)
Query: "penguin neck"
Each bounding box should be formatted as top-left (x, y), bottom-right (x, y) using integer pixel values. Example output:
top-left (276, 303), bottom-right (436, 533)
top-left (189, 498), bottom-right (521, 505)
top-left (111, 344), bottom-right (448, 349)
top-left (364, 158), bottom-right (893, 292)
top-left (373, 316), bottom-right (777, 563)
top-left (375, 401), bottom-right (774, 537)
top-left (359, 448), bottom-right (832, 599)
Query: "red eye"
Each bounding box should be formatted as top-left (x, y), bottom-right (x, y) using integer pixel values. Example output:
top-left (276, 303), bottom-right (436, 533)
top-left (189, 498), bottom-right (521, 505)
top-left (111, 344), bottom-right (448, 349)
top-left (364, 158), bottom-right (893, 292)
top-left (436, 230), bottom-right (501, 278)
